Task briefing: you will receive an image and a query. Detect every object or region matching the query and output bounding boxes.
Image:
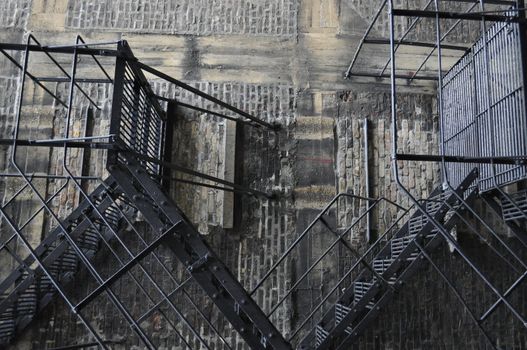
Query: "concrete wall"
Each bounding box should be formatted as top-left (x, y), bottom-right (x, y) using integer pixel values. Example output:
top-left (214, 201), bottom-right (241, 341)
top-left (0, 0), bottom-right (524, 349)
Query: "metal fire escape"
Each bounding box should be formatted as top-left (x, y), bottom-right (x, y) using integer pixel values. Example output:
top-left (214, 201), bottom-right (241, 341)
top-left (0, 36), bottom-right (288, 349)
top-left (289, 0), bottom-right (527, 348)
top-left (0, 0), bottom-right (526, 349)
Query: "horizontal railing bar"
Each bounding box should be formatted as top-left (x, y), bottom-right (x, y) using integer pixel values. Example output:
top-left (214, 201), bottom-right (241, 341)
top-left (347, 72), bottom-right (438, 81)
top-left (0, 43), bottom-right (121, 56)
top-left (0, 139), bottom-right (114, 149)
top-left (135, 61), bottom-right (277, 130)
top-left (364, 38), bottom-right (470, 51)
top-left (43, 41), bottom-right (121, 49)
top-left (0, 173), bottom-right (100, 180)
top-left (121, 150), bottom-right (272, 199)
top-left (165, 98), bottom-right (257, 128)
top-left (392, 9), bottom-right (523, 22)
top-left (396, 153), bottom-right (527, 164)
top-left (36, 77), bottom-right (113, 84)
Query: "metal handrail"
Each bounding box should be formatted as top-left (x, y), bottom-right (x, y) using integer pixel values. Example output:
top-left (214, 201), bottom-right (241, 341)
top-left (287, 202), bottom-right (414, 342)
top-left (249, 193), bottom-right (407, 297)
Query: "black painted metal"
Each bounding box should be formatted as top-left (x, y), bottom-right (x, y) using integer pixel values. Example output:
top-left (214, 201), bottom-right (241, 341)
top-left (110, 155), bottom-right (291, 350)
top-left (0, 180), bottom-right (123, 344)
top-left (0, 35), bottom-right (289, 349)
top-left (298, 169), bottom-right (479, 349)
top-left (2, 4), bottom-right (527, 348)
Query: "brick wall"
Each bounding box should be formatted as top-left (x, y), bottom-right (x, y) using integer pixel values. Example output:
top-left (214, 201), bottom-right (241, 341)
top-left (336, 90), bottom-right (441, 239)
top-left (0, 0), bottom-right (32, 29)
top-left (0, 0), bottom-right (525, 349)
top-left (66, 0), bottom-right (298, 36)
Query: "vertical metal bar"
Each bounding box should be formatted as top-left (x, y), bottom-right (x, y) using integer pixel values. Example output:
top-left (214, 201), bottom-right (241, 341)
top-left (56, 36), bottom-right (156, 348)
top-left (363, 118), bottom-right (371, 242)
top-left (434, 0), bottom-right (447, 185)
top-left (8, 34), bottom-right (108, 349)
top-left (162, 101), bottom-right (176, 192)
top-left (389, 0), bottom-right (527, 328)
top-left (108, 42), bottom-right (126, 169)
top-left (477, 1), bottom-right (527, 219)
top-left (516, 0), bottom-right (527, 125)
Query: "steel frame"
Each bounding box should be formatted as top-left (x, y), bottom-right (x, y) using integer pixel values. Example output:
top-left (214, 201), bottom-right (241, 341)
top-left (0, 35), bottom-right (286, 349)
top-left (345, 0), bottom-right (527, 348)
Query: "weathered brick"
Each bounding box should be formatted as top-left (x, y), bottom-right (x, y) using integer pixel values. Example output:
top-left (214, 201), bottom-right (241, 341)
top-left (66, 0), bottom-right (298, 36)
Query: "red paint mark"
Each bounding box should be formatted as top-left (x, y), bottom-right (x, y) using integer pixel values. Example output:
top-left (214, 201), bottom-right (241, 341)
top-left (298, 156), bottom-right (334, 164)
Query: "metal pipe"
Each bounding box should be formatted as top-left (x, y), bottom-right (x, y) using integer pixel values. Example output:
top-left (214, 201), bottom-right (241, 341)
top-left (123, 150), bottom-right (272, 199)
top-left (347, 71), bottom-right (438, 81)
top-left (364, 118), bottom-right (371, 242)
top-left (0, 42), bottom-right (121, 56)
top-left (171, 99), bottom-right (258, 128)
top-left (364, 38), bottom-right (469, 51)
top-left (135, 62), bottom-right (277, 130)
top-left (391, 9), bottom-right (523, 22)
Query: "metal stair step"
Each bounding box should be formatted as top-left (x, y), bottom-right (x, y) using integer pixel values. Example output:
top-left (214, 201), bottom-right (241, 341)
top-left (408, 215), bottom-right (428, 235)
top-left (315, 325), bottom-right (329, 347)
top-left (391, 236), bottom-right (418, 260)
top-left (353, 282), bottom-right (375, 309)
top-left (425, 199), bottom-right (442, 215)
top-left (0, 300), bottom-right (15, 343)
top-left (299, 169), bottom-right (479, 350)
top-left (0, 183), bottom-right (121, 347)
top-left (372, 258), bottom-right (394, 275)
top-left (335, 303), bottom-right (352, 325)
top-left (501, 190), bottom-right (527, 221)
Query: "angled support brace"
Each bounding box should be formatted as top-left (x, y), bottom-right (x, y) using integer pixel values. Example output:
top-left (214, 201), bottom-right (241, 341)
top-left (109, 155), bottom-right (291, 350)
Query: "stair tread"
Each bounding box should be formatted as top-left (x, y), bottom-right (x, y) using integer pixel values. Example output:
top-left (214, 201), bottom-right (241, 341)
top-left (301, 169), bottom-right (479, 350)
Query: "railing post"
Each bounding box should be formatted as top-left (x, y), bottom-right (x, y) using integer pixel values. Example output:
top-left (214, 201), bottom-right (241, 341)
top-left (162, 101), bottom-right (177, 192)
top-left (107, 41), bottom-right (127, 170)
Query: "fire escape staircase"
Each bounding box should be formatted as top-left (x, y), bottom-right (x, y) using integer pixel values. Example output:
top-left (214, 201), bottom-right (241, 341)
top-left (298, 169), bottom-right (480, 350)
top-left (0, 160), bottom-right (482, 350)
top-left (484, 189), bottom-right (527, 247)
top-left (0, 153), bottom-right (292, 349)
top-left (0, 32), bottom-right (524, 349)
top-left (0, 179), bottom-right (123, 344)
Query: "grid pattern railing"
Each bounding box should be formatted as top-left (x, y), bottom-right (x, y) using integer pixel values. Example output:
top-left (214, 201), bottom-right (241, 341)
top-left (442, 19), bottom-right (527, 191)
top-left (110, 43), bottom-right (166, 179)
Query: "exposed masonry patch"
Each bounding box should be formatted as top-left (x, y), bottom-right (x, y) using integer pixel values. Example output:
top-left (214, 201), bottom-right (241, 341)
top-left (154, 80), bottom-right (296, 125)
top-left (152, 80), bottom-right (296, 234)
top-left (66, 0), bottom-right (298, 36)
top-left (0, 0), bottom-right (31, 29)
